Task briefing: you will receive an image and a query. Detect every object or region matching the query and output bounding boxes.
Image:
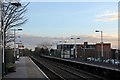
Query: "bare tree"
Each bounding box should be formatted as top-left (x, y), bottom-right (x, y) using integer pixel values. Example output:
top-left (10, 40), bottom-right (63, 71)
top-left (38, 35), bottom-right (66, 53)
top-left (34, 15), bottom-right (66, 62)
top-left (37, 42), bottom-right (52, 50)
top-left (1, 2), bottom-right (29, 32)
top-left (0, 2), bottom-right (29, 47)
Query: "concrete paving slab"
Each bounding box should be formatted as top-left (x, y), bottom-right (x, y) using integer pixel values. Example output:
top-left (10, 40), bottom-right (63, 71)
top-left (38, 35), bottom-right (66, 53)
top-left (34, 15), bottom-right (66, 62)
top-left (4, 57), bottom-right (48, 79)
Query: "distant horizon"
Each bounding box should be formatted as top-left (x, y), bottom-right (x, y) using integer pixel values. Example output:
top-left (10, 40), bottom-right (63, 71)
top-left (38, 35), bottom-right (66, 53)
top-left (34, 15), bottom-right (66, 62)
top-left (17, 33), bottom-right (118, 50)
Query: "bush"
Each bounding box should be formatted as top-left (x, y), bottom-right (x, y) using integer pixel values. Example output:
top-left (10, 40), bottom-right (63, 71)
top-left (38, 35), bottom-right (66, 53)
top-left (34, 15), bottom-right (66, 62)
top-left (6, 63), bottom-right (16, 73)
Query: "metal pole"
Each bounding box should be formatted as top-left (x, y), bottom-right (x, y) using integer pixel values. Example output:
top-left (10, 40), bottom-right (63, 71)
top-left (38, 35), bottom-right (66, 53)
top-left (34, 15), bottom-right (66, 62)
top-left (0, 0), bottom-right (3, 79)
top-left (84, 45), bottom-right (86, 60)
top-left (59, 41), bottom-right (62, 58)
top-left (101, 31), bottom-right (103, 60)
top-left (11, 28), bottom-right (22, 61)
top-left (95, 30), bottom-right (104, 62)
top-left (13, 29), bottom-right (16, 62)
top-left (60, 41), bottom-right (64, 58)
top-left (1, 0), bottom-right (4, 64)
top-left (71, 38), bottom-right (77, 58)
top-left (62, 43), bottom-right (64, 58)
top-left (61, 44), bottom-right (63, 58)
top-left (74, 38), bottom-right (80, 58)
top-left (1, 1), bottom-right (5, 76)
top-left (75, 39), bottom-right (77, 58)
top-left (60, 44), bottom-right (62, 58)
top-left (2, 23), bottom-right (4, 64)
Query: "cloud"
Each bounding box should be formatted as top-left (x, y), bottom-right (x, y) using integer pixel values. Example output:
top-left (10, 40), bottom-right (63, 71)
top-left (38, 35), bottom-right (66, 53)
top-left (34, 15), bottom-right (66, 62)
top-left (19, 33), bottom-right (118, 50)
top-left (95, 11), bottom-right (118, 22)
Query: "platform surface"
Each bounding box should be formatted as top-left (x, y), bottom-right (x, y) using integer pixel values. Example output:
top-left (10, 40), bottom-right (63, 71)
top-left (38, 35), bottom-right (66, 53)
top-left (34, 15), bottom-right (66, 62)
top-left (4, 56), bottom-right (48, 79)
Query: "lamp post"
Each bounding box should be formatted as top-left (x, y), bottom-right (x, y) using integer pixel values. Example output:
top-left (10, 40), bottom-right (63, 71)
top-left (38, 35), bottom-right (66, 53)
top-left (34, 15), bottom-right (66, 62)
top-left (11, 28), bottom-right (22, 62)
top-left (95, 30), bottom-right (103, 62)
top-left (16, 40), bottom-right (22, 60)
top-left (1, 1), bottom-right (21, 76)
top-left (59, 41), bottom-right (62, 58)
top-left (71, 37), bottom-right (80, 58)
top-left (0, 1), bottom-right (2, 79)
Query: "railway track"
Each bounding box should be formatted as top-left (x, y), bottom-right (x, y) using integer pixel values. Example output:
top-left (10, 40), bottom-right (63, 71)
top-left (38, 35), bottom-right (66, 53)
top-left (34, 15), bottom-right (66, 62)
top-left (31, 56), bottom-right (105, 80)
top-left (31, 56), bottom-right (64, 80)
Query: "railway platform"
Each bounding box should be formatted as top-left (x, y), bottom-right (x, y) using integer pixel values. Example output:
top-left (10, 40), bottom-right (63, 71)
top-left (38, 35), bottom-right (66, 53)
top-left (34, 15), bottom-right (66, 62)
top-left (3, 56), bottom-right (48, 79)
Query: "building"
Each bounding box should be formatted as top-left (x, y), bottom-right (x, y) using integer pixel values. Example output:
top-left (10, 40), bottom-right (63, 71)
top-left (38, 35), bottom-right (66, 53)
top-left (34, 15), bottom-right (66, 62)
top-left (57, 43), bottom-right (74, 58)
top-left (77, 42), bottom-right (96, 59)
top-left (57, 42), bottom-right (111, 59)
top-left (96, 43), bottom-right (111, 59)
top-left (111, 49), bottom-right (119, 60)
